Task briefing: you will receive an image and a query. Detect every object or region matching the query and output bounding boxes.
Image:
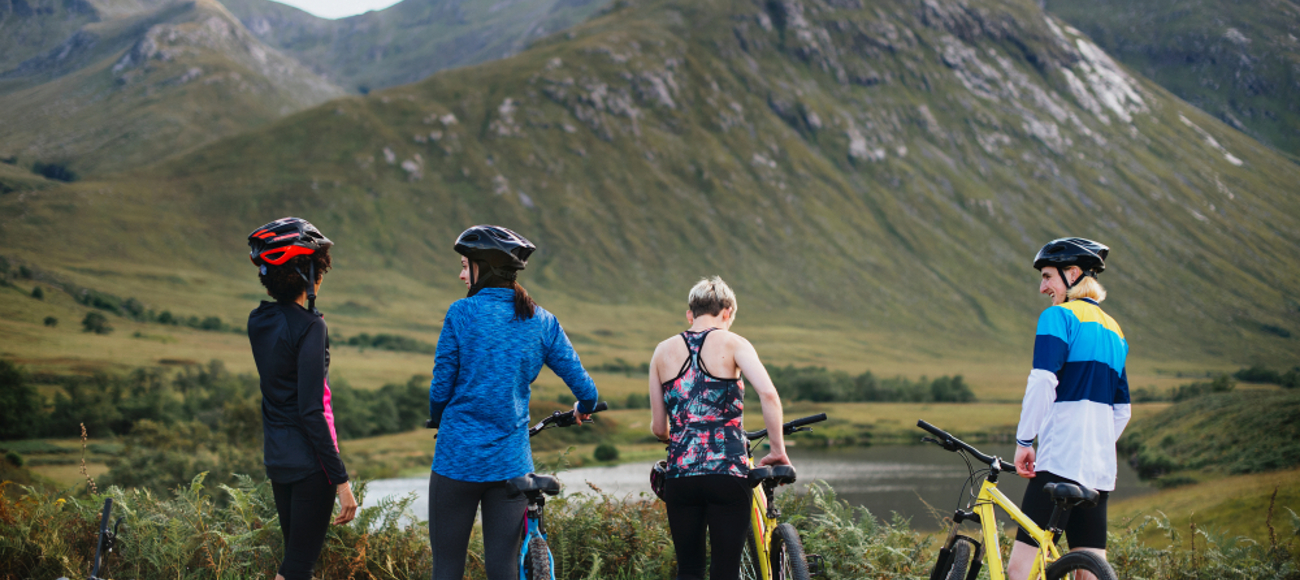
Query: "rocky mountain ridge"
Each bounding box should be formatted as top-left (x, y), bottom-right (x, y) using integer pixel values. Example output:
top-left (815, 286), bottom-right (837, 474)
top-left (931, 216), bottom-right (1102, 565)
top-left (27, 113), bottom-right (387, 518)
top-left (2, 0), bottom-right (1296, 363)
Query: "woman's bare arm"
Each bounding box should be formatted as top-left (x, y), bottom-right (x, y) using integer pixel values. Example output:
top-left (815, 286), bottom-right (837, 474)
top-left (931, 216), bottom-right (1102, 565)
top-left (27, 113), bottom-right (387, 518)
top-left (648, 341), bottom-right (669, 442)
top-left (732, 335), bottom-right (788, 466)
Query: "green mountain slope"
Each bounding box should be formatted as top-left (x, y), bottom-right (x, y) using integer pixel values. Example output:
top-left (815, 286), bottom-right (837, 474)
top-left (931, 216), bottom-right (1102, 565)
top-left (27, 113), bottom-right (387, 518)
top-left (1044, 0), bottom-right (1300, 159)
top-left (221, 0), bottom-right (610, 93)
top-left (0, 0), bottom-right (344, 176)
top-left (2, 0), bottom-right (1298, 364)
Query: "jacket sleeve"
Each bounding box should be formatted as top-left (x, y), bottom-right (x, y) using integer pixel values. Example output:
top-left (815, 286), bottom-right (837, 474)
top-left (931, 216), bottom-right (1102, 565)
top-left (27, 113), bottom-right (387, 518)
top-left (1017, 308), bottom-right (1070, 447)
top-left (297, 318), bottom-right (348, 484)
top-left (428, 308), bottom-right (460, 427)
top-left (1113, 366), bottom-right (1132, 439)
top-left (543, 316), bottom-right (598, 412)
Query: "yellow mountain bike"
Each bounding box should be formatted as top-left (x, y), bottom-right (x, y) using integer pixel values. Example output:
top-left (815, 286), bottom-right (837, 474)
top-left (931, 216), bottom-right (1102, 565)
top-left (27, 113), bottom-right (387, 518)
top-left (739, 413), bottom-right (828, 580)
top-left (917, 420), bottom-right (1118, 580)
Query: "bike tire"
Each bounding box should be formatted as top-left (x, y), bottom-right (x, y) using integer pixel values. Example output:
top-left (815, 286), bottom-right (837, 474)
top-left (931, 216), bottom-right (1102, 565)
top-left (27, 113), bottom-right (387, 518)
top-left (739, 530), bottom-right (762, 580)
top-left (770, 523), bottom-right (812, 580)
top-left (524, 535), bottom-right (553, 580)
top-left (1045, 550), bottom-right (1118, 580)
top-left (934, 536), bottom-right (976, 580)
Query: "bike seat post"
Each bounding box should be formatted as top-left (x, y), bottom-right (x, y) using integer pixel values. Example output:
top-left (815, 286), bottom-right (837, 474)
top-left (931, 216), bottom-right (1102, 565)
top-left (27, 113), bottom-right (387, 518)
top-left (1046, 504), bottom-right (1069, 539)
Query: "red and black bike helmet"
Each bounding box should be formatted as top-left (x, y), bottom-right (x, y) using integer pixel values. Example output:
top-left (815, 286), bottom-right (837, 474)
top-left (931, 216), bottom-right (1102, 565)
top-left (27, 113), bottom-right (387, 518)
top-left (249, 217), bottom-right (332, 313)
top-left (248, 217), bottom-right (332, 267)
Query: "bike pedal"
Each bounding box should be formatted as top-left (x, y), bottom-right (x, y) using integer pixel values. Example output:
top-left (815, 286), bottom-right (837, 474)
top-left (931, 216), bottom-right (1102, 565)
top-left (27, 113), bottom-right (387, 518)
top-left (806, 553), bottom-right (826, 577)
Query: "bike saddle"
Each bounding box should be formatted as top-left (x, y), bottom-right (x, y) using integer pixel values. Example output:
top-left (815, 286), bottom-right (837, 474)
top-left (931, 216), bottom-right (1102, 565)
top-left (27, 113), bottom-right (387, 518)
top-left (747, 465), bottom-right (797, 487)
top-left (1043, 482), bottom-right (1100, 509)
top-left (505, 474), bottom-right (562, 497)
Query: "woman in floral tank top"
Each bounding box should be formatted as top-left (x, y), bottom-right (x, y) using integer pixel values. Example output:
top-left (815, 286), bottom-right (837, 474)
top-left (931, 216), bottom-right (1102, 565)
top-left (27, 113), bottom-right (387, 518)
top-left (648, 277), bottom-right (791, 580)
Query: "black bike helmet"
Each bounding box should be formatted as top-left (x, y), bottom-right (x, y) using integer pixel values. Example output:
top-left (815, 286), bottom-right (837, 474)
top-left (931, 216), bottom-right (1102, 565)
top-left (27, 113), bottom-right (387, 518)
top-left (248, 217), bottom-right (332, 267)
top-left (1033, 237), bottom-right (1108, 296)
top-left (248, 217), bottom-right (332, 313)
top-left (454, 225), bottom-right (535, 294)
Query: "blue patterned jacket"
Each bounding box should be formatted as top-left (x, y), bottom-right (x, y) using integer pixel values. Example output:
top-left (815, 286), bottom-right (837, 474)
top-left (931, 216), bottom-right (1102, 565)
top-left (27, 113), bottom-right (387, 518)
top-left (429, 287), bottom-right (598, 482)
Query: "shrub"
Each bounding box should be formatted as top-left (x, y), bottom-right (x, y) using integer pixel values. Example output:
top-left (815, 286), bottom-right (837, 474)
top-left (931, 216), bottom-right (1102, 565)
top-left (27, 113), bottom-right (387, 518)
top-left (43, 316), bottom-right (57, 327)
top-left (1172, 374), bottom-right (1234, 401)
top-left (0, 360), bottom-right (41, 439)
top-left (4, 450), bottom-right (23, 467)
top-left (30, 286), bottom-right (43, 299)
top-left (31, 161), bottom-right (78, 182)
top-left (593, 443), bottom-right (619, 462)
top-left (82, 311), bottom-right (112, 334)
top-left (625, 393), bottom-right (650, 409)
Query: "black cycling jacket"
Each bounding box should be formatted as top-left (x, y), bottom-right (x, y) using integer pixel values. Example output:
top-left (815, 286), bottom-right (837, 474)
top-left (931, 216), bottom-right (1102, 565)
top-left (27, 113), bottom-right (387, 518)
top-left (248, 300), bottom-right (348, 485)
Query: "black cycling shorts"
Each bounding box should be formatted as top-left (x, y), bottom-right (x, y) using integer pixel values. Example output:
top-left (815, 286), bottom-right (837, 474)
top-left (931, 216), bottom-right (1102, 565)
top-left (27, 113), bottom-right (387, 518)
top-left (1014, 471), bottom-right (1110, 550)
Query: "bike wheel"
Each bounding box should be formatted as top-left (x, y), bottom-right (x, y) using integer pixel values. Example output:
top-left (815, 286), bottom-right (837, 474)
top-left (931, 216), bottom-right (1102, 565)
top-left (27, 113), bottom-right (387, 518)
top-left (523, 535), bottom-right (553, 580)
top-left (739, 531), bottom-right (762, 580)
top-left (1045, 550), bottom-right (1118, 580)
top-left (934, 536), bottom-right (976, 580)
top-left (770, 523), bottom-right (812, 580)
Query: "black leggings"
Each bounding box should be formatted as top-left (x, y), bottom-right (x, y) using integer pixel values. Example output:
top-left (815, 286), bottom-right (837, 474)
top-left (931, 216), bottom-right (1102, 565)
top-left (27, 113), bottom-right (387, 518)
top-left (663, 474), bottom-right (752, 580)
top-left (428, 470), bottom-right (527, 580)
top-left (1015, 471), bottom-right (1111, 550)
top-left (272, 471), bottom-right (337, 580)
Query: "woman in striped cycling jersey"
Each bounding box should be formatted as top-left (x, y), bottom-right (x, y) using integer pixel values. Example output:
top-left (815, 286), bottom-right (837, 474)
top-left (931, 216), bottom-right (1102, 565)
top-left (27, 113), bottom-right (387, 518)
top-left (1009, 238), bottom-right (1130, 580)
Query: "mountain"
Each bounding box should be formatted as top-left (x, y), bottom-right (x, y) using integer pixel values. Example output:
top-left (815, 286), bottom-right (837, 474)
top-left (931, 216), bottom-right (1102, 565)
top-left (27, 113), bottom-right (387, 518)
top-left (2, 0), bottom-right (1298, 364)
top-left (1043, 0), bottom-right (1300, 159)
top-left (0, 0), bottom-right (344, 176)
top-left (221, 0), bottom-right (611, 93)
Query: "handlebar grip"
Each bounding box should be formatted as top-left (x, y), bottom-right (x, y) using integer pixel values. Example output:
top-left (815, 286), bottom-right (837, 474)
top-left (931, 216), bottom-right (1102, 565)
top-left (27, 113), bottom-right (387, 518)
top-left (786, 413), bottom-right (827, 431)
top-left (1000, 460), bottom-right (1017, 473)
top-left (590, 401), bottom-right (609, 413)
top-left (916, 419), bottom-right (947, 439)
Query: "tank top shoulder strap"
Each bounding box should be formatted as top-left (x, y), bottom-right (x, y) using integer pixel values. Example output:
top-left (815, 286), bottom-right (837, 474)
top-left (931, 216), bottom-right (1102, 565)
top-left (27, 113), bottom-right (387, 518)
top-left (668, 328), bottom-right (715, 383)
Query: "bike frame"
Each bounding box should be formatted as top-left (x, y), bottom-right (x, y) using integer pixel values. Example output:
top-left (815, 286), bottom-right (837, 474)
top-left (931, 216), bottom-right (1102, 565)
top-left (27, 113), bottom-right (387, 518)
top-left (964, 476), bottom-right (1061, 580)
top-left (747, 462), bottom-right (777, 580)
top-left (519, 502), bottom-right (555, 580)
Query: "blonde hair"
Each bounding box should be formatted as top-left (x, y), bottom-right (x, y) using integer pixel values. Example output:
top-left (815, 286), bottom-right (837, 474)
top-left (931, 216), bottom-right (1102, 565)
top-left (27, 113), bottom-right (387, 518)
top-left (1067, 273), bottom-right (1107, 302)
top-left (688, 276), bottom-right (737, 317)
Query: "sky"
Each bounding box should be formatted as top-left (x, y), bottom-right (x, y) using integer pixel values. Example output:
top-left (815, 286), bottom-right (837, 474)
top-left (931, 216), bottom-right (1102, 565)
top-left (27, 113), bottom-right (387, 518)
top-left (267, 0), bottom-right (404, 19)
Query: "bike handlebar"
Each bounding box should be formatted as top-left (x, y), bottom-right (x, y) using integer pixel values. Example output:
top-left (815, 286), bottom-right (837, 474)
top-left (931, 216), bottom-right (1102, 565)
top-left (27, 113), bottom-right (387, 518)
top-left (746, 413), bottom-right (827, 440)
top-left (529, 401), bottom-right (609, 437)
top-left (916, 419), bottom-right (1017, 473)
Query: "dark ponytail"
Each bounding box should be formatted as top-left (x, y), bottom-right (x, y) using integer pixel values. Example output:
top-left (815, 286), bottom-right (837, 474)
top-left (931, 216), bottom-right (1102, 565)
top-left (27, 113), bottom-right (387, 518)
top-left (511, 281), bottom-right (537, 321)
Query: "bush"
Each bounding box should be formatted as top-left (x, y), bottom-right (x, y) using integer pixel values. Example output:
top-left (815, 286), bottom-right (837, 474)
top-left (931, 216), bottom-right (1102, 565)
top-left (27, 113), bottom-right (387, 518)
top-left (593, 443), bottom-right (619, 462)
top-left (343, 332), bottom-right (435, 354)
top-left (31, 161), bottom-right (78, 182)
top-left (625, 393), bottom-right (650, 409)
top-left (43, 316), bottom-right (57, 327)
top-left (1172, 374), bottom-right (1234, 401)
top-left (30, 286), bottom-right (43, 299)
top-left (82, 311), bottom-right (113, 334)
top-left (4, 450), bottom-right (23, 467)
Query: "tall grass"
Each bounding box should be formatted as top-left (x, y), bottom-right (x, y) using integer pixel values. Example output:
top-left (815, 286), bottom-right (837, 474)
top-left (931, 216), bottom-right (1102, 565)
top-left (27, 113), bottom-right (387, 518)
top-left (1, 476), bottom-right (1296, 579)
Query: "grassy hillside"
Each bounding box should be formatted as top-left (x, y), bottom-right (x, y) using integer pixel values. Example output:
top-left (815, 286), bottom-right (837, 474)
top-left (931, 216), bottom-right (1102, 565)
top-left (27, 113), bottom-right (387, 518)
top-left (1044, 0), bottom-right (1300, 159)
top-left (2, 0), bottom-right (1299, 383)
top-left (222, 0), bottom-right (610, 93)
top-left (0, 0), bottom-right (344, 176)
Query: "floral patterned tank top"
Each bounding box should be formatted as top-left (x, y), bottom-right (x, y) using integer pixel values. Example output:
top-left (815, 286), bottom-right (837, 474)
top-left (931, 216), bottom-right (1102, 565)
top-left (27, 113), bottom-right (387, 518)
top-left (663, 329), bottom-right (747, 478)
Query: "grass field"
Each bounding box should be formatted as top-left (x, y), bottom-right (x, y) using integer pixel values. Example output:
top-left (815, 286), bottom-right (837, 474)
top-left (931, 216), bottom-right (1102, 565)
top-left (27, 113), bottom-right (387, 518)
top-left (1110, 467), bottom-right (1300, 545)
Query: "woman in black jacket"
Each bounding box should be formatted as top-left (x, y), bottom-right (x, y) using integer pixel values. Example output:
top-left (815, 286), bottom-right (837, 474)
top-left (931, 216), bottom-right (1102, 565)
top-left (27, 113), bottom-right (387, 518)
top-left (247, 217), bottom-right (358, 580)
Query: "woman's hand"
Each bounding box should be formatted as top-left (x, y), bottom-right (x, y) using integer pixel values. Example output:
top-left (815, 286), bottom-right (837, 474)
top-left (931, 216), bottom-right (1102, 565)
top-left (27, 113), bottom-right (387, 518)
top-left (1014, 445), bottom-right (1036, 478)
top-left (573, 401), bottom-right (592, 425)
top-left (334, 482), bottom-right (358, 525)
top-left (758, 451), bottom-right (791, 467)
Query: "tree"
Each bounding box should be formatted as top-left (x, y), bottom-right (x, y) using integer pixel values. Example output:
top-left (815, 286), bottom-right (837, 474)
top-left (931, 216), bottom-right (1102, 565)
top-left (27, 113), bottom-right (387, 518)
top-left (43, 316), bottom-right (57, 327)
top-left (82, 311), bottom-right (113, 334)
top-left (30, 286), bottom-right (43, 300)
top-left (0, 360), bottom-right (41, 439)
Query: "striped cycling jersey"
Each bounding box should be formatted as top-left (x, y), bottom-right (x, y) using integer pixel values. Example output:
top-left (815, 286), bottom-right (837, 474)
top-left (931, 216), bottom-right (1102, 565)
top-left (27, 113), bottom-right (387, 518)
top-left (1016, 298), bottom-right (1131, 491)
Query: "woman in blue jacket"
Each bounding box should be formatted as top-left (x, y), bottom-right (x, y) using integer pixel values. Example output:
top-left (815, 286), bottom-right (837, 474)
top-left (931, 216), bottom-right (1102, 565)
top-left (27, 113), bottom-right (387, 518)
top-left (427, 225), bottom-right (599, 580)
